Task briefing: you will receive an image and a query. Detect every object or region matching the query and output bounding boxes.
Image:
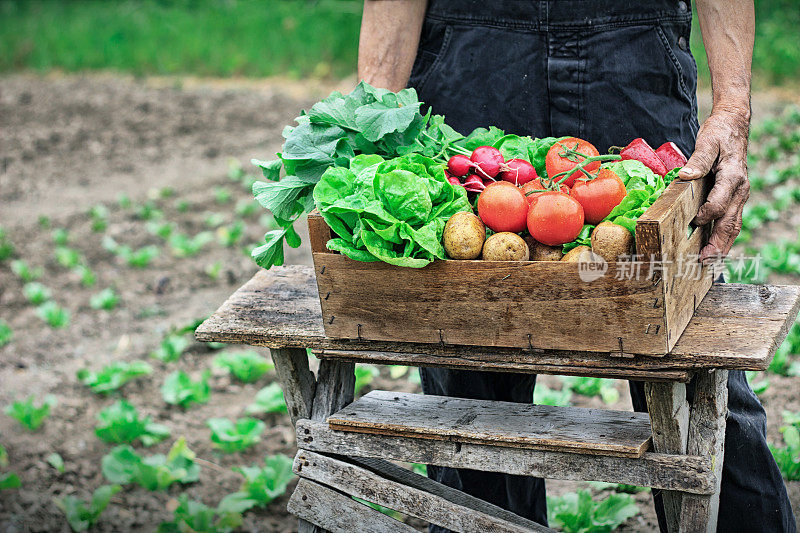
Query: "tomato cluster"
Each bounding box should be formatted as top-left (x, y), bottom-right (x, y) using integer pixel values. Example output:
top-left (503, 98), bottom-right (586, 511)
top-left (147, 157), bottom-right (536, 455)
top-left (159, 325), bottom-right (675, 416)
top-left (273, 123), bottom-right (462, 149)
top-left (449, 138), bottom-right (628, 246)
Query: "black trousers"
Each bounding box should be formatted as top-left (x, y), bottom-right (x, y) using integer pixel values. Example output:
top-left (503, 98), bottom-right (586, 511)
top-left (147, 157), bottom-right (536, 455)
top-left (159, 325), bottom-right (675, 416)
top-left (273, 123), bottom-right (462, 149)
top-left (409, 1), bottom-right (796, 531)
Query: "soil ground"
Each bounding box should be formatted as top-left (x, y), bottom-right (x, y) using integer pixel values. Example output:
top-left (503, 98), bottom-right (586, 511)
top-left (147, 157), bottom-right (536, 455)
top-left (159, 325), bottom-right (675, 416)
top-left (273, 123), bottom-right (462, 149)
top-left (0, 73), bottom-right (797, 532)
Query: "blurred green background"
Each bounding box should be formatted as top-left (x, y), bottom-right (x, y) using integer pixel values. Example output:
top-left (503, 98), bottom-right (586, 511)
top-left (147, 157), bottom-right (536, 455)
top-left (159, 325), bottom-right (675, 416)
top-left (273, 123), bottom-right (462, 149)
top-left (0, 0), bottom-right (798, 86)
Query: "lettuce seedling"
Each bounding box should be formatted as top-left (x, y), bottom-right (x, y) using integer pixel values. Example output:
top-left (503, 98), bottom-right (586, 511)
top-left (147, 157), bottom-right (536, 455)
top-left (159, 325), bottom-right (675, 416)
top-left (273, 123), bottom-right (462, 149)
top-left (150, 334), bottom-right (190, 362)
top-left (55, 484), bottom-right (120, 531)
top-left (23, 282), bottom-right (52, 305)
top-left (207, 417), bottom-right (265, 453)
top-left (547, 489), bottom-right (639, 533)
top-left (88, 205), bottom-right (109, 233)
top-left (354, 364), bottom-right (379, 395)
top-left (218, 454), bottom-right (295, 511)
top-left (90, 288), bottom-right (120, 310)
top-left (5, 395), bottom-right (56, 430)
top-left (94, 400), bottom-right (170, 446)
top-left (10, 260), bottom-right (42, 282)
top-left (161, 371), bottom-right (211, 408)
top-left (213, 350), bottom-right (273, 383)
top-left (36, 301), bottom-right (70, 328)
top-left (0, 320), bottom-right (12, 348)
top-left (0, 473), bottom-right (21, 490)
top-left (245, 383), bottom-right (287, 415)
top-left (534, 384), bottom-right (573, 407)
top-left (77, 361), bottom-right (152, 394)
top-left (217, 220), bottom-right (245, 248)
top-left (770, 411), bottom-right (800, 481)
top-left (169, 232), bottom-right (213, 258)
top-left (102, 438), bottom-right (199, 491)
top-left (47, 453), bottom-right (65, 474)
top-left (157, 495), bottom-right (243, 533)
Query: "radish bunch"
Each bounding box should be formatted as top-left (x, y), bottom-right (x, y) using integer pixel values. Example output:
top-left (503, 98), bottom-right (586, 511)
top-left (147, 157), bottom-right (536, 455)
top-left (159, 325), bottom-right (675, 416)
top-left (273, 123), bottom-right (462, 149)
top-left (446, 146), bottom-right (539, 193)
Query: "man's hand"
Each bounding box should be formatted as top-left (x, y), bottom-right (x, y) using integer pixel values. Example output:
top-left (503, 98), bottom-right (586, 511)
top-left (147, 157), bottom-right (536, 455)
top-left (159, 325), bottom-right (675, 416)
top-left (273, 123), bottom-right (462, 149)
top-left (678, 108), bottom-right (750, 262)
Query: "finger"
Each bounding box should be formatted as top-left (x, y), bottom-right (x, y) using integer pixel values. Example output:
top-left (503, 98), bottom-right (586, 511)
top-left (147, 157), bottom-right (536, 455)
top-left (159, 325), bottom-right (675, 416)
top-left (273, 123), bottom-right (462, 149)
top-left (694, 166), bottom-right (747, 225)
top-left (699, 184), bottom-right (748, 262)
top-left (679, 134), bottom-right (719, 181)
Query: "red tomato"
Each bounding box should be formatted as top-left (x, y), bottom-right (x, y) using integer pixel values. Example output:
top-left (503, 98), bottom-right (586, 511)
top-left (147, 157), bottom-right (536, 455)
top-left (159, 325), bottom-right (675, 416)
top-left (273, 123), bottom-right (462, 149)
top-left (545, 137), bottom-right (600, 188)
top-left (527, 191), bottom-right (585, 246)
top-left (477, 181), bottom-right (528, 233)
top-left (570, 168), bottom-right (627, 224)
top-left (521, 179), bottom-right (569, 205)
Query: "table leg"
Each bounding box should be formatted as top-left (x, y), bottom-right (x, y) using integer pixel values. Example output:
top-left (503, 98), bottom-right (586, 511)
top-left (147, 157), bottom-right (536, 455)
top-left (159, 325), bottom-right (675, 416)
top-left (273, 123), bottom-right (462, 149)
top-left (270, 348), bottom-right (317, 424)
top-left (645, 381), bottom-right (690, 533)
top-left (678, 370), bottom-right (728, 533)
top-left (298, 359), bottom-right (356, 533)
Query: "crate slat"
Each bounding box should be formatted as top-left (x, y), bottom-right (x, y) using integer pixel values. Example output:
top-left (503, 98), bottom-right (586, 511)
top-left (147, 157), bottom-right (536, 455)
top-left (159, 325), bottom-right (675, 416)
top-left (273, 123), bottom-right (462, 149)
top-left (327, 391), bottom-right (652, 458)
top-left (293, 451), bottom-right (553, 533)
top-left (194, 267), bottom-right (800, 373)
top-left (295, 419), bottom-right (716, 495)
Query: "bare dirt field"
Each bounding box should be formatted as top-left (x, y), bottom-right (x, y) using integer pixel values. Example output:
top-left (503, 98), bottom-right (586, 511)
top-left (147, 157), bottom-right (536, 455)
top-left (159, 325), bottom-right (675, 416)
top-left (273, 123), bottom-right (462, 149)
top-left (0, 73), bottom-right (797, 532)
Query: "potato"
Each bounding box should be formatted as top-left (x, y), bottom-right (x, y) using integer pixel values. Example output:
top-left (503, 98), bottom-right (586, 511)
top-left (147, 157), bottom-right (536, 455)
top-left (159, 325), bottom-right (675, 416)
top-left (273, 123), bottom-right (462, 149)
top-left (561, 245), bottom-right (591, 262)
top-left (526, 236), bottom-right (564, 261)
top-left (443, 212), bottom-right (486, 260)
top-left (591, 221), bottom-right (634, 262)
top-left (482, 232), bottom-right (529, 261)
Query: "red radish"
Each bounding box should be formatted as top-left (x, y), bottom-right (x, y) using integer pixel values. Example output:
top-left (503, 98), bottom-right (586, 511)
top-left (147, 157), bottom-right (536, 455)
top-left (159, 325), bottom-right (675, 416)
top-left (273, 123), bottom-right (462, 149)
top-left (655, 142), bottom-right (688, 171)
top-left (447, 175), bottom-right (462, 187)
top-left (477, 181), bottom-right (528, 233)
top-left (447, 154), bottom-right (473, 177)
top-left (471, 146), bottom-right (504, 179)
top-left (499, 158), bottom-right (537, 185)
top-left (463, 175), bottom-right (486, 192)
top-left (619, 138), bottom-right (668, 176)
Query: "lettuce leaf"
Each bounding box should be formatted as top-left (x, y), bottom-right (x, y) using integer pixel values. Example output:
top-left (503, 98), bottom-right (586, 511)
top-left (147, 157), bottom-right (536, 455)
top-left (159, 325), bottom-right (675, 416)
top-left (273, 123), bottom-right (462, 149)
top-left (561, 159), bottom-right (675, 252)
top-left (314, 153), bottom-right (470, 268)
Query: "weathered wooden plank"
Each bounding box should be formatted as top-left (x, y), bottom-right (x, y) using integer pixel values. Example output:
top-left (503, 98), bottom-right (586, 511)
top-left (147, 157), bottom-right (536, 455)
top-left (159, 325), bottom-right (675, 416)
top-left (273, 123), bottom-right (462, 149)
top-left (299, 359), bottom-right (356, 533)
top-left (328, 391), bottom-right (652, 458)
top-left (310, 360), bottom-right (355, 422)
top-left (679, 370), bottom-right (728, 533)
top-left (646, 382), bottom-right (690, 533)
top-left (637, 174), bottom-right (714, 353)
top-left (288, 478), bottom-right (417, 533)
top-left (307, 210), bottom-right (333, 254)
top-left (294, 451), bottom-right (553, 533)
top-left (350, 456), bottom-right (552, 532)
top-left (314, 349), bottom-right (692, 382)
top-left (269, 348), bottom-right (316, 424)
top-left (194, 267), bottom-right (800, 371)
top-left (296, 419), bottom-right (715, 494)
top-left (314, 252), bottom-right (666, 354)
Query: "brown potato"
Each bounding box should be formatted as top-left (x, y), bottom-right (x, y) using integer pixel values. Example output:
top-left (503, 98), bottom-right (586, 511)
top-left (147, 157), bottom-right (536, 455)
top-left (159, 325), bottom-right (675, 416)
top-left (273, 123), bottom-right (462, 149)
top-left (591, 221), bottom-right (634, 262)
top-left (443, 212), bottom-right (486, 260)
top-left (561, 245), bottom-right (591, 262)
top-left (482, 232), bottom-right (529, 261)
top-left (526, 237), bottom-right (564, 261)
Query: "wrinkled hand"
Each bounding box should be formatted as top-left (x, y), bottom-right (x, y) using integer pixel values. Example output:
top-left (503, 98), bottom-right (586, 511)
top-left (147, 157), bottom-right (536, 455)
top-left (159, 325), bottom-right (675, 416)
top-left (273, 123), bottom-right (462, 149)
top-left (678, 108), bottom-right (751, 262)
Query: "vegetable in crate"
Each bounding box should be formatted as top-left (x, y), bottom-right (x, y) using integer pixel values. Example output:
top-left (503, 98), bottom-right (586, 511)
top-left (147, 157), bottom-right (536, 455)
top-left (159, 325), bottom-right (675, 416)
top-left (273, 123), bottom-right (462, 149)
top-left (313, 153), bottom-right (471, 267)
top-left (250, 82), bottom-right (437, 269)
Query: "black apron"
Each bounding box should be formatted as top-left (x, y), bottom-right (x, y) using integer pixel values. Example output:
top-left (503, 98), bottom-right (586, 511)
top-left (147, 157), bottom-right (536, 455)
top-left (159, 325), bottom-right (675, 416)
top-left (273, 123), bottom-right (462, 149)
top-left (409, 1), bottom-right (796, 531)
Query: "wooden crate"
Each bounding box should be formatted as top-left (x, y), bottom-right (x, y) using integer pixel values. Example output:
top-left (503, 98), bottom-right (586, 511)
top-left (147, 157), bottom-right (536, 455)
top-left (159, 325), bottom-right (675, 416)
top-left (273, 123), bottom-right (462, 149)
top-left (308, 174), bottom-right (713, 356)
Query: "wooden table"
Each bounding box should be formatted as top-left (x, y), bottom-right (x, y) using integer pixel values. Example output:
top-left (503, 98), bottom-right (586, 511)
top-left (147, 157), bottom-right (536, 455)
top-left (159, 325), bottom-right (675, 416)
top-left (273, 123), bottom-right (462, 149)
top-left (197, 266), bottom-right (800, 533)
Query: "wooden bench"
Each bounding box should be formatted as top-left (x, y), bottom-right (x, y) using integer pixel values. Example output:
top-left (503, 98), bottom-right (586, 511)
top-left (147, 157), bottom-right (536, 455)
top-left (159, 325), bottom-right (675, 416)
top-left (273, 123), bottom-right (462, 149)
top-left (197, 265), bottom-right (800, 533)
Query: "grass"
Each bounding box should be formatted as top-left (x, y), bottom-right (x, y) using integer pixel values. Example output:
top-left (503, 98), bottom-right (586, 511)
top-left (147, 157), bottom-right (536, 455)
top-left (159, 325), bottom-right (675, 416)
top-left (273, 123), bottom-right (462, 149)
top-left (0, 0), bottom-right (362, 80)
top-left (0, 1), bottom-right (797, 85)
